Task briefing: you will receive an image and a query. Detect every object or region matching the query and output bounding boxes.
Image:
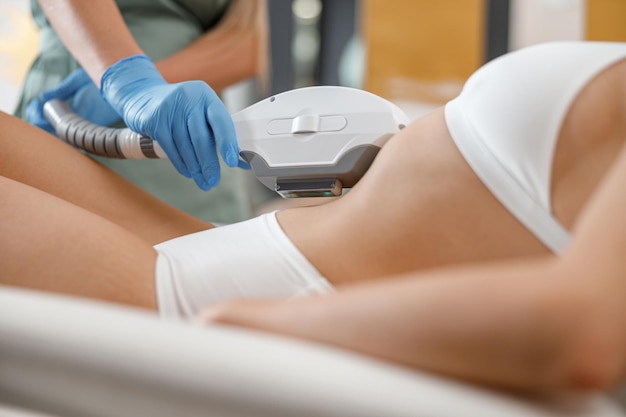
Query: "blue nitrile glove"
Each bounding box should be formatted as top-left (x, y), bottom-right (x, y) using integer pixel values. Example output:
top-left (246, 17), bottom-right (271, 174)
top-left (26, 68), bottom-right (122, 135)
top-left (100, 54), bottom-right (241, 190)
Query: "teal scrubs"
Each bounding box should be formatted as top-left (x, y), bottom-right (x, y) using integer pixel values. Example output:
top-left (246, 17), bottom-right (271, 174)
top-left (15, 0), bottom-right (259, 224)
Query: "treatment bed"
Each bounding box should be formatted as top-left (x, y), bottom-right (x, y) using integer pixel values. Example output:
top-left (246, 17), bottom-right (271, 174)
top-left (0, 286), bottom-right (624, 417)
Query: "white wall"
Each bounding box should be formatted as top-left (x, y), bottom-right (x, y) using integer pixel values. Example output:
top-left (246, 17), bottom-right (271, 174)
top-left (509, 0), bottom-right (585, 50)
top-left (0, 0), bottom-right (38, 114)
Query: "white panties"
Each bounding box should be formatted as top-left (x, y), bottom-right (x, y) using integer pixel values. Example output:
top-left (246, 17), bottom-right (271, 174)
top-left (154, 211), bottom-right (333, 320)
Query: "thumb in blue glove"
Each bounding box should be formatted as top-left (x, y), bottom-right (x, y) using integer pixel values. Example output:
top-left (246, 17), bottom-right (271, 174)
top-left (100, 55), bottom-right (241, 190)
top-left (26, 68), bottom-right (122, 135)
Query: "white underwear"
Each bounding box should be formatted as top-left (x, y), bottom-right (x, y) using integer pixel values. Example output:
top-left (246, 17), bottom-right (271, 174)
top-left (445, 41), bottom-right (626, 253)
top-left (154, 211), bottom-right (333, 320)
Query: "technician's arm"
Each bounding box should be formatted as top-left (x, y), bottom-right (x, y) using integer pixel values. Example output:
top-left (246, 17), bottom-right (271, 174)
top-left (38, 0), bottom-right (266, 93)
top-left (203, 145), bottom-right (626, 394)
top-left (37, 0), bottom-right (143, 85)
top-left (157, 0), bottom-right (268, 92)
top-left (37, 0), bottom-right (241, 190)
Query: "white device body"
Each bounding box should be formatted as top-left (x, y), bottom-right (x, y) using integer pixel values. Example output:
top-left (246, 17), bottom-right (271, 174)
top-left (232, 86), bottom-right (410, 197)
top-left (232, 86), bottom-right (410, 167)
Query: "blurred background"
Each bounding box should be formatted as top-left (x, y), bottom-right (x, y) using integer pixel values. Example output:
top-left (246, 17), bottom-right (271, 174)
top-left (0, 0), bottom-right (37, 113)
top-left (2, 0), bottom-right (625, 117)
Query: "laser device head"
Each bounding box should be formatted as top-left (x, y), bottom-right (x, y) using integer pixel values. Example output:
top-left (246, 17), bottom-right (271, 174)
top-left (44, 86), bottom-right (409, 198)
top-left (233, 86), bottom-right (410, 198)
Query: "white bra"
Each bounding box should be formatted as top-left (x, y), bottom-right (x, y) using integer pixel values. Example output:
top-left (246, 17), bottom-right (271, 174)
top-left (445, 41), bottom-right (626, 253)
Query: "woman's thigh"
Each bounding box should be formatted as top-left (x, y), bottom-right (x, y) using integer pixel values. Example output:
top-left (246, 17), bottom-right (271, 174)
top-left (0, 175), bottom-right (157, 309)
top-left (0, 111), bottom-right (212, 245)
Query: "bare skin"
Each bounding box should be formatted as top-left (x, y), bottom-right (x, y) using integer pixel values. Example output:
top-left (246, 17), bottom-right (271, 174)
top-left (0, 175), bottom-right (158, 309)
top-left (37, 0), bottom-right (144, 83)
top-left (2, 48), bottom-right (626, 394)
top-left (279, 58), bottom-right (626, 285)
top-left (157, 0), bottom-right (269, 93)
top-left (0, 112), bottom-right (211, 308)
top-left (37, 0), bottom-right (267, 92)
top-left (202, 59), bottom-right (626, 394)
top-left (2, 56), bottom-right (625, 301)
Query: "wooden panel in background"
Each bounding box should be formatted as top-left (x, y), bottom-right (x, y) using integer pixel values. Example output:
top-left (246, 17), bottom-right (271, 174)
top-left (362, 0), bottom-right (486, 103)
top-left (586, 0), bottom-right (626, 41)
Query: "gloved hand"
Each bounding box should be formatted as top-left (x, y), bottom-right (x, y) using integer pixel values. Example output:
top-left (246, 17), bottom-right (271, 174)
top-left (100, 54), bottom-right (241, 190)
top-left (26, 68), bottom-right (122, 135)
